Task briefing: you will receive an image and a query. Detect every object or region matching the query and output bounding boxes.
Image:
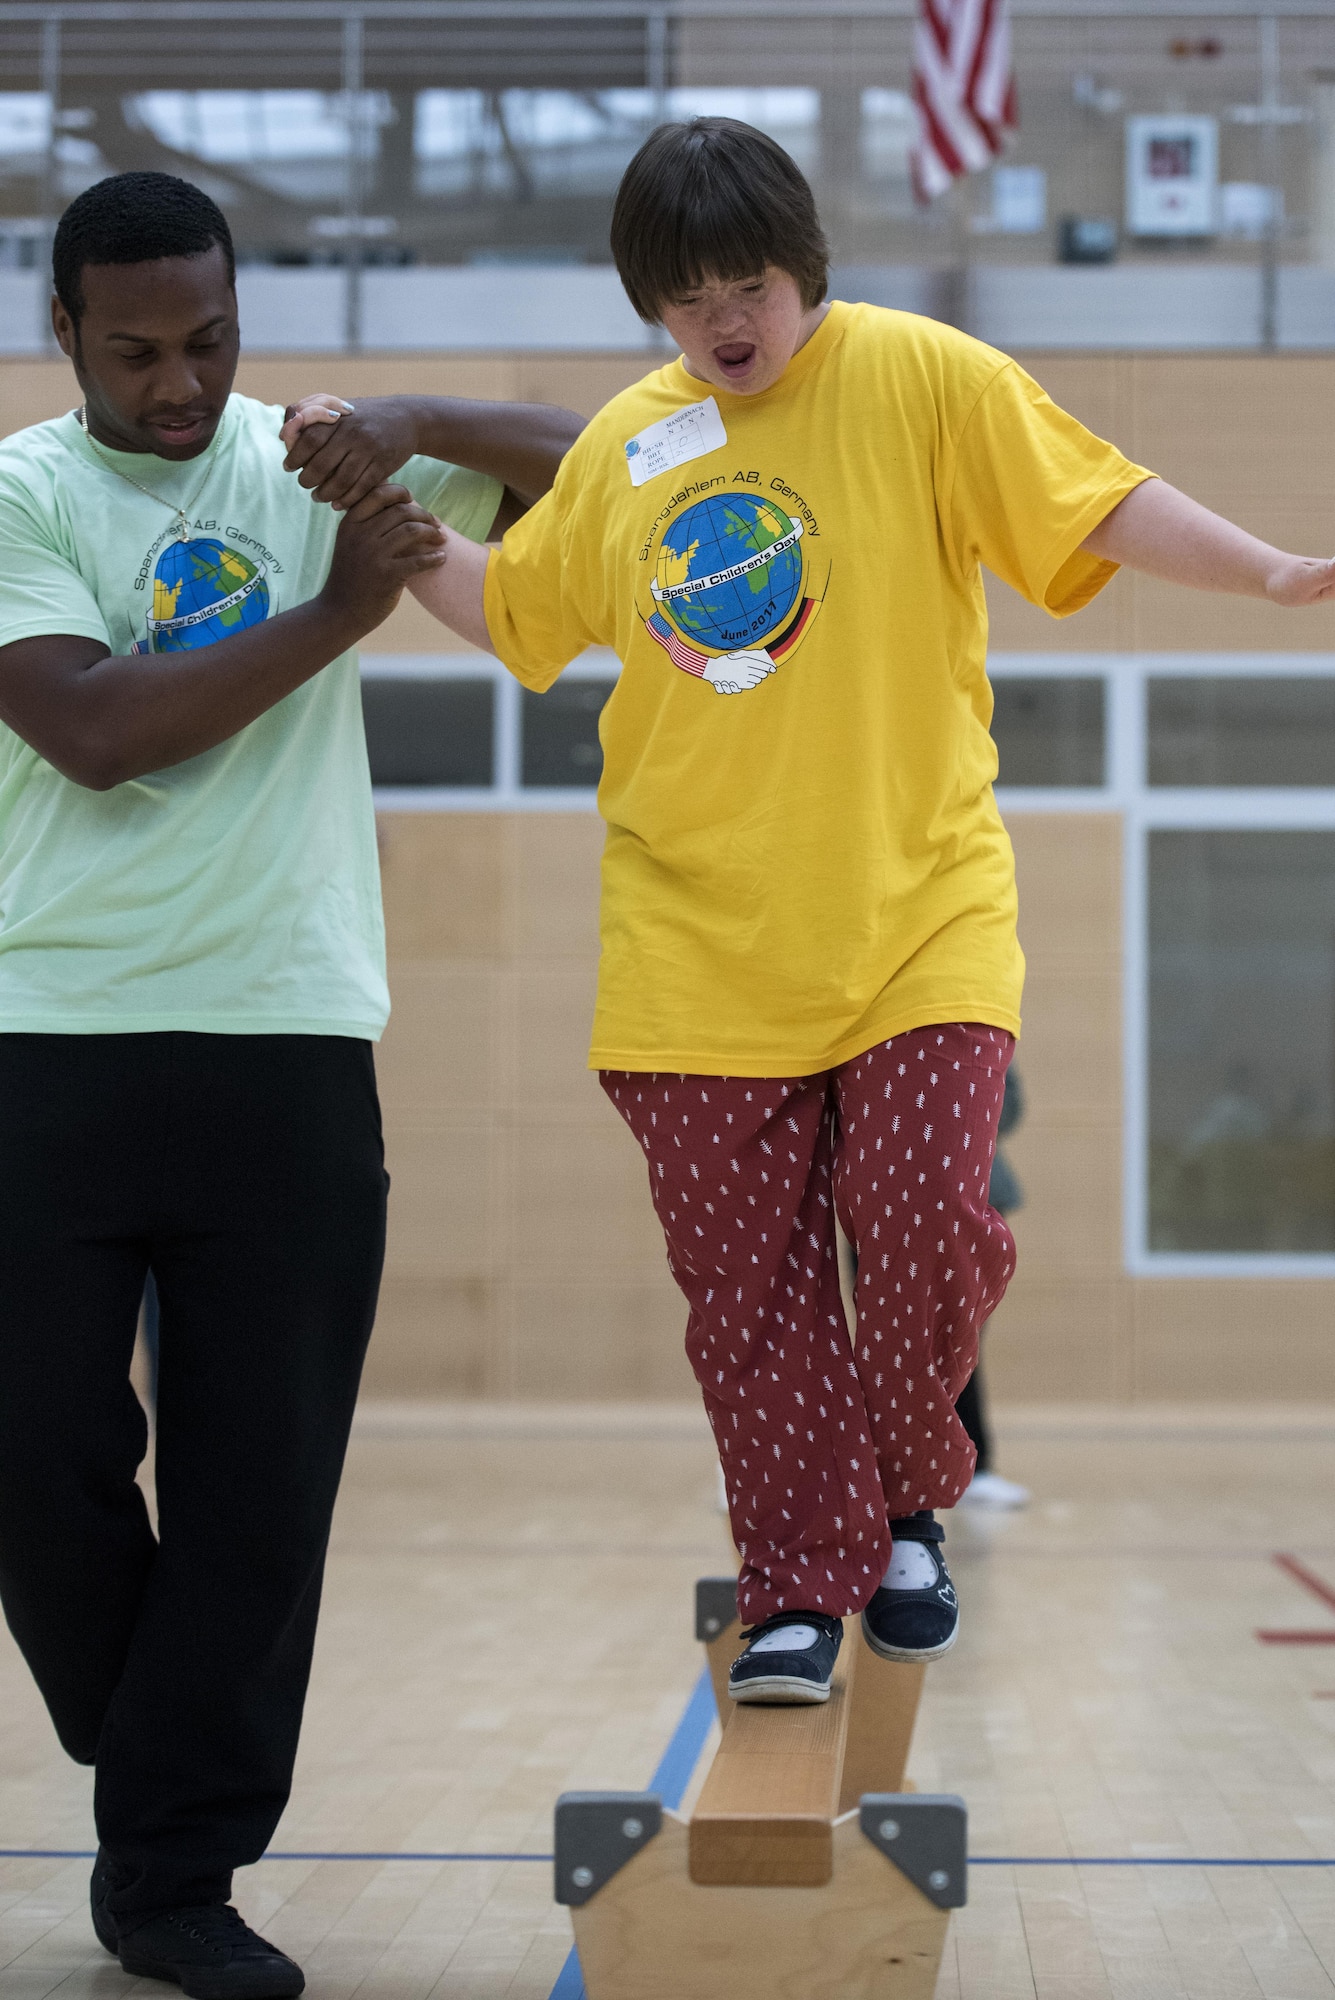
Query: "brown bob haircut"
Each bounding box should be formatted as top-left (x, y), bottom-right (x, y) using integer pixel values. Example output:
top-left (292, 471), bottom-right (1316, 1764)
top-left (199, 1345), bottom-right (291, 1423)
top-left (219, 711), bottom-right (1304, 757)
top-left (610, 116), bottom-right (829, 325)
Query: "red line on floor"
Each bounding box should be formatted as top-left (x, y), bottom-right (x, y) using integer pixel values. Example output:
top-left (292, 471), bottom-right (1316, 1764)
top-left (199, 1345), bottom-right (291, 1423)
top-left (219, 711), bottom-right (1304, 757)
top-left (1274, 1553), bottom-right (1335, 1613)
top-left (1256, 1556), bottom-right (1335, 1645)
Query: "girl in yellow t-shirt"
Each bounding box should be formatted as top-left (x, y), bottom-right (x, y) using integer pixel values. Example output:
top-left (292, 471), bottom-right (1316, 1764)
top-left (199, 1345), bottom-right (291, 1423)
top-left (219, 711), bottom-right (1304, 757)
top-left (390, 119), bottom-right (1335, 1706)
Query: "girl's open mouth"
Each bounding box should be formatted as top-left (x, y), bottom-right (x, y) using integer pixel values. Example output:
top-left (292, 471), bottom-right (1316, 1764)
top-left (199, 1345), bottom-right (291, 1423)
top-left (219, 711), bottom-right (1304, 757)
top-left (714, 343), bottom-right (757, 377)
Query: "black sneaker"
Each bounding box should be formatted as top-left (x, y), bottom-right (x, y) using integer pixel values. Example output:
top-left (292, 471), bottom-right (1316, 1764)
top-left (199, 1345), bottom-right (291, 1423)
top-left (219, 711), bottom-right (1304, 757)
top-left (861, 1512), bottom-right (959, 1663)
top-left (117, 1904), bottom-right (305, 1999)
top-left (727, 1610), bottom-right (843, 1705)
top-left (89, 1847), bottom-right (119, 1955)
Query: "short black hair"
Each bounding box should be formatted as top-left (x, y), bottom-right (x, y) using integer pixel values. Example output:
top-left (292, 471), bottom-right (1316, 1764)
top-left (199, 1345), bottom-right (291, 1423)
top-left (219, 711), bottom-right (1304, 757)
top-left (53, 171), bottom-right (235, 322)
top-left (610, 117), bottom-right (829, 325)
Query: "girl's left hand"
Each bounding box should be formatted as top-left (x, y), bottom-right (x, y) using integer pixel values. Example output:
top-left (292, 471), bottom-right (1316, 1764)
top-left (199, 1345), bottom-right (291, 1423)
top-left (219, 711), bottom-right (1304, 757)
top-left (279, 393), bottom-right (354, 451)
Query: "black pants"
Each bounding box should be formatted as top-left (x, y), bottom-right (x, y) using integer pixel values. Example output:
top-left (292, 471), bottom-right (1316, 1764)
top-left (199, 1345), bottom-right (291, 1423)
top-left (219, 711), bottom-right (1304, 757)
top-left (955, 1348), bottom-right (992, 1474)
top-left (0, 1033), bottom-right (387, 1926)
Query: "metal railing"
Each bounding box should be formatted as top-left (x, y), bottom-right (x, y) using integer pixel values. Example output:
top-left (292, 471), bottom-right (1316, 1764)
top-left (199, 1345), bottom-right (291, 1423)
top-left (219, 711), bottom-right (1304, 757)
top-left (3, 1), bottom-right (1335, 350)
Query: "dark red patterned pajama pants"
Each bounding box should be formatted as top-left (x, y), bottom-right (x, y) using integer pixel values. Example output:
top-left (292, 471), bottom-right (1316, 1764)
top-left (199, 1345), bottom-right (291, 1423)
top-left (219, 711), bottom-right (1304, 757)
top-left (602, 1025), bottom-right (1016, 1624)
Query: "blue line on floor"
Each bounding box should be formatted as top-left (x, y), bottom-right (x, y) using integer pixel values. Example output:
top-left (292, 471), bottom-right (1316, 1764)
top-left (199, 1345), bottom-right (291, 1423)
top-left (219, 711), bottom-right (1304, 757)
top-left (971, 1856), bottom-right (1335, 1868)
top-left (5, 1845), bottom-right (1334, 1871)
top-left (272, 1851), bottom-right (550, 1863)
top-left (645, 1668), bottom-right (719, 1805)
top-left (546, 1666), bottom-right (718, 2000)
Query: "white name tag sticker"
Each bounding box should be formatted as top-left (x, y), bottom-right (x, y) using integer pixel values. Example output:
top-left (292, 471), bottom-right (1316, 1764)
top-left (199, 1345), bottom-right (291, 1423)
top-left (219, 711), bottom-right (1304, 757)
top-left (624, 396), bottom-right (728, 488)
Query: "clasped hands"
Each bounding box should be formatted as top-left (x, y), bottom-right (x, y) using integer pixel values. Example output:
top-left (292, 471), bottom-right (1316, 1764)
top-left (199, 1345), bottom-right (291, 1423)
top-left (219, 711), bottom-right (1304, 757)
top-left (280, 392), bottom-right (447, 580)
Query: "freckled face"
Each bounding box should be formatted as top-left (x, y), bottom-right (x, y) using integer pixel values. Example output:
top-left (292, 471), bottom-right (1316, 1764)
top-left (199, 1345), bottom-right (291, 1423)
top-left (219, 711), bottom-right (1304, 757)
top-left (661, 266), bottom-right (828, 397)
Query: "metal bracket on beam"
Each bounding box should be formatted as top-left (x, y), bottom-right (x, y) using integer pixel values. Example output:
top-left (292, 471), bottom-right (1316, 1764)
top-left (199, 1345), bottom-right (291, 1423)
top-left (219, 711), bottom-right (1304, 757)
top-left (695, 1575), bottom-right (739, 1641)
top-left (554, 1792), bottom-right (662, 1906)
top-left (859, 1794), bottom-right (968, 1909)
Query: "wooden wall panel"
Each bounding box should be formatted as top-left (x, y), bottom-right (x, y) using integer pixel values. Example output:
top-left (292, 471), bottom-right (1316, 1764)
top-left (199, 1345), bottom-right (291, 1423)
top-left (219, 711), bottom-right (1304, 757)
top-left (985, 815), bottom-right (1132, 1404)
top-left (369, 810), bottom-right (695, 1400)
top-left (0, 351), bottom-right (650, 435)
top-left (1130, 1281), bottom-right (1335, 1401)
top-left (989, 352), bottom-right (1335, 654)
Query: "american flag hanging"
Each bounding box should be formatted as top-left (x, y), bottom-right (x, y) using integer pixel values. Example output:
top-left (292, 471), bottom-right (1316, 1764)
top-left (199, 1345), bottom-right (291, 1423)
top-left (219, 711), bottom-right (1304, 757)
top-left (911, 0), bottom-right (1019, 202)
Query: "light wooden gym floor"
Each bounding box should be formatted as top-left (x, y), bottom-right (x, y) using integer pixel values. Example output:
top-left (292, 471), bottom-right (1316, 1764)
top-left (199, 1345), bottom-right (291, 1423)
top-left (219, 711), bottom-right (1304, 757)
top-left (4, 1402), bottom-right (1335, 2000)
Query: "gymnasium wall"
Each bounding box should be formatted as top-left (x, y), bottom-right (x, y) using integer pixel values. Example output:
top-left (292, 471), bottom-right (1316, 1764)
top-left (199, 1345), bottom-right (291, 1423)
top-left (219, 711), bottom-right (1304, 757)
top-left (4, 349), bottom-right (1334, 1402)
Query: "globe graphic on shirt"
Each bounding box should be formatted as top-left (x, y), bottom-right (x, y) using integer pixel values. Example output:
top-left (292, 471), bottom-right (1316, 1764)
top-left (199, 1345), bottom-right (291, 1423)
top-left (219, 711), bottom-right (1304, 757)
top-left (653, 494), bottom-right (803, 654)
top-left (148, 538), bottom-right (269, 653)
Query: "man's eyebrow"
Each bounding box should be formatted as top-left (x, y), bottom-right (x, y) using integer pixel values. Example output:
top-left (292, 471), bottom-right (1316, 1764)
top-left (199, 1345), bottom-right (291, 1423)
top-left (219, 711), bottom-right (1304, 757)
top-left (105, 315), bottom-right (232, 342)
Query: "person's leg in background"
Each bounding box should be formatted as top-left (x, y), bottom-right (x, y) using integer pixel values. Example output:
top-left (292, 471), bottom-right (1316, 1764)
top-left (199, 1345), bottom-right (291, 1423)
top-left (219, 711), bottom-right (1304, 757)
top-left (955, 1322), bottom-right (1031, 1510)
top-left (954, 1356), bottom-right (992, 1474)
top-left (832, 1025), bottom-right (1017, 1656)
top-left (956, 1063), bottom-right (1031, 1512)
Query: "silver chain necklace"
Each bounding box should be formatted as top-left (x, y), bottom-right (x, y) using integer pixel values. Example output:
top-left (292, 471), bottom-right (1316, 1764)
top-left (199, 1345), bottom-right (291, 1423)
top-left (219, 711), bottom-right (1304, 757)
top-left (76, 406), bottom-right (212, 541)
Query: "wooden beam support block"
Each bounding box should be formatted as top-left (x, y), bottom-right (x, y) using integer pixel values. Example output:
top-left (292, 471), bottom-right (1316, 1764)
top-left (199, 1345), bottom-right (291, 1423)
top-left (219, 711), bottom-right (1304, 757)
top-left (556, 1585), bottom-right (961, 1997)
top-left (567, 1808), bottom-right (956, 2000)
top-left (687, 1626), bottom-right (856, 1886)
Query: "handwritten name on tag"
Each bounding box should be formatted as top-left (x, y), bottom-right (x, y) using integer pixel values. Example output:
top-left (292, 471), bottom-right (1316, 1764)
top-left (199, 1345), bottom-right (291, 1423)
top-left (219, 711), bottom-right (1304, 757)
top-left (624, 397), bottom-right (728, 488)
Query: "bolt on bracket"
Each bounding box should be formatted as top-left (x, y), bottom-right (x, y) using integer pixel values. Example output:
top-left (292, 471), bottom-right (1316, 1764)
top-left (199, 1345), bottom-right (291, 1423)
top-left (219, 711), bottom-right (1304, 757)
top-left (554, 1792), bottom-right (663, 1906)
top-left (859, 1794), bottom-right (968, 1909)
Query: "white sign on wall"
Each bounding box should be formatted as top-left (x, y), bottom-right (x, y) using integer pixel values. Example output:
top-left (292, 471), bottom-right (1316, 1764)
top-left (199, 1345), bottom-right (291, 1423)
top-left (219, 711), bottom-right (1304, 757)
top-left (1125, 115), bottom-right (1218, 237)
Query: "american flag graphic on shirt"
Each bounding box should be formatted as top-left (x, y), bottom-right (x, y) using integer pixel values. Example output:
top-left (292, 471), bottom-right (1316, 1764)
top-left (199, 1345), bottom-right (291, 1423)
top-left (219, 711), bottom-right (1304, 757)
top-left (646, 611), bottom-right (708, 677)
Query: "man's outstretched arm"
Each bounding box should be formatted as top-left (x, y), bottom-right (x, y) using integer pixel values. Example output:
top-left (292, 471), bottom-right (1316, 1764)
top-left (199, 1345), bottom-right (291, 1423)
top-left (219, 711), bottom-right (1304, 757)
top-left (280, 393), bottom-right (585, 533)
top-left (1083, 478), bottom-right (1335, 606)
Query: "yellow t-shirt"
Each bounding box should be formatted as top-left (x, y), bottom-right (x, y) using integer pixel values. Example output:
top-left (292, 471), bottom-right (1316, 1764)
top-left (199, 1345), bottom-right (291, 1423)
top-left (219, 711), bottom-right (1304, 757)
top-left (484, 301), bottom-right (1151, 1076)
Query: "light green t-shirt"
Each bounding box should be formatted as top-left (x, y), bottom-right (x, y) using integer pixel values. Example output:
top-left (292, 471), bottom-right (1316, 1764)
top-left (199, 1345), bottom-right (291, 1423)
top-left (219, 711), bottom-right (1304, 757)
top-left (0, 394), bottom-right (501, 1038)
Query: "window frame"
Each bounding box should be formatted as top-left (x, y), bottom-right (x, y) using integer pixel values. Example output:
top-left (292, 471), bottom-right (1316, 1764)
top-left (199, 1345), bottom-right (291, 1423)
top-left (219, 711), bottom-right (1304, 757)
top-left (362, 649), bottom-right (619, 810)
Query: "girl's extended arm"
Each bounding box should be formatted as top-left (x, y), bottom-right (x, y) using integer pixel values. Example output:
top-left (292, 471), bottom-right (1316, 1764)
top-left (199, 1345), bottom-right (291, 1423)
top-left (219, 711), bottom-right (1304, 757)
top-left (408, 526), bottom-right (494, 653)
top-left (1083, 478), bottom-right (1335, 606)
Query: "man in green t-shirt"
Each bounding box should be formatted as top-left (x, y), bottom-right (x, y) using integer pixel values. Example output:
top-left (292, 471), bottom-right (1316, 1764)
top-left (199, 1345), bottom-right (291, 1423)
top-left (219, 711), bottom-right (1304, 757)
top-left (0, 171), bottom-right (580, 1999)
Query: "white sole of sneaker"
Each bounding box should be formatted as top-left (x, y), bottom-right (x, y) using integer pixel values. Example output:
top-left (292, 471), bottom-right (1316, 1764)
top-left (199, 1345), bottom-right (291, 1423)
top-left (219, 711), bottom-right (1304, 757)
top-left (859, 1614), bottom-right (959, 1665)
top-left (728, 1675), bottom-right (832, 1704)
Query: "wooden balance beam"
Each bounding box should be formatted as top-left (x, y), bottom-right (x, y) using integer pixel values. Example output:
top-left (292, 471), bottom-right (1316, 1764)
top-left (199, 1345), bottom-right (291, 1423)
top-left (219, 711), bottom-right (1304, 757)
top-left (555, 1577), bottom-right (966, 2000)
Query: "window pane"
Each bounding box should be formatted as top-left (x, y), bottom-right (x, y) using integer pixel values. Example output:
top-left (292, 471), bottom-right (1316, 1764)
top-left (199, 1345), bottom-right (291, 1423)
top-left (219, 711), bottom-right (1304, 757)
top-left (521, 680), bottom-right (614, 787)
top-left (1148, 677), bottom-right (1335, 786)
top-left (991, 677), bottom-right (1104, 786)
top-left (1148, 830), bottom-right (1335, 1252)
top-left (362, 678), bottom-right (493, 787)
